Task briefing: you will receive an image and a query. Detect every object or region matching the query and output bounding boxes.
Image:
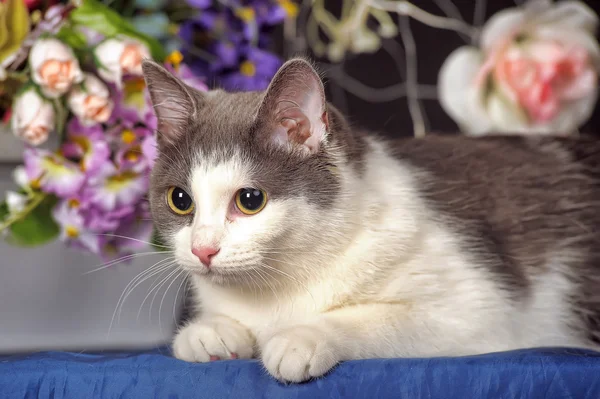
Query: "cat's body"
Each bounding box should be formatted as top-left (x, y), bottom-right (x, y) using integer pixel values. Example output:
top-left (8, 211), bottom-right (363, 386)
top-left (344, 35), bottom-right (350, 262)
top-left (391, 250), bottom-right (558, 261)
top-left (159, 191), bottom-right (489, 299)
top-left (143, 58), bottom-right (600, 383)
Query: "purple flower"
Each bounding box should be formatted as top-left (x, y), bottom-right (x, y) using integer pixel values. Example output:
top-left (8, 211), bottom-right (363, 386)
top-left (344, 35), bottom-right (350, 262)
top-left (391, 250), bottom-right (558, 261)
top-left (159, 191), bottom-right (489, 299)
top-left (231, 6), bottom-right (259, 42)
top-left (23, 148), bottom-right (86, 198)
top-left (209, 41), bottom-right (241, 71)
top-left (86, 163), bottom-right (148, 212)
top-left (141, 134), bottom-right (159, 168)
top-left (164, 63), bottom-right (209, 92)
top-left (115, 134), bottom-right (158, 173)
top-left (108, 124), bottom-right (152, 147)
top-left (85, 205), bottom-right (136, 233)
top-left (107, 78), bottom-right (151, 121)
top-left (53, 201), bottom-right (102, 254)
top-left (258, 0), bottom-right (299, 25)
top-left (220, 47), bottom-right (282, 91)
top-left (63, 119), bottom-right (111, 176)
top-left (186, 0), bottom-right (211, 9)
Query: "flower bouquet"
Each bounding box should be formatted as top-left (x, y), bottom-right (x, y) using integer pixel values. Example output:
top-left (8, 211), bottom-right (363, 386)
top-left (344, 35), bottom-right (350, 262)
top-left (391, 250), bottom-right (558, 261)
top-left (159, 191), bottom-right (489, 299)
top-left (0, 0), bottom-right (294, 261)
top-left (0, 0), bottom-right (208, 260)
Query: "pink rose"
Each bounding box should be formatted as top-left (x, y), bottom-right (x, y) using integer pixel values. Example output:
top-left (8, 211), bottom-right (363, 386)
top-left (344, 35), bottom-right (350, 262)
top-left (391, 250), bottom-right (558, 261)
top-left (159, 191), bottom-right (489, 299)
top-left (439, 0), bottom-right (599, 135)
top-left (11, 89), bottom-right (55, 146)
top-left (29, 38), bottom-right (83, 98)
top-left (94, 38), bottom-right (151, 88)
top-left (67, 73), bottom-right (114, 126)
top-left (492, 41), bottom-right (596, 123)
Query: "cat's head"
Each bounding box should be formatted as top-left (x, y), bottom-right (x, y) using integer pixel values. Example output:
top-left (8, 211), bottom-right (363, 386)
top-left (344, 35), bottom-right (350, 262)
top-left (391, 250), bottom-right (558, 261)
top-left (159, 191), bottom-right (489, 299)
top-left (143, 58), bottom-right (356, 285)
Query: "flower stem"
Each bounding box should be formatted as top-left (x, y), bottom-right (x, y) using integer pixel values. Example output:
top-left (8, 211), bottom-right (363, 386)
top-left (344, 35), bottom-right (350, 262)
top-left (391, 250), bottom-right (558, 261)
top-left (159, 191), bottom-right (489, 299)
top-left (0, 192), bottom-right (46, 232)
top-left (53, 99), bottom-right (68, 141)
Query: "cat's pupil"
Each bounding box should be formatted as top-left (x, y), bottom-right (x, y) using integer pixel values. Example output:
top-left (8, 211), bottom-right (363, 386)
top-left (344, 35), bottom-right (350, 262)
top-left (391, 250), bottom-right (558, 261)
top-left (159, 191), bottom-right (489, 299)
top-left (172, 187), bottom-right (192, 211)
top-left (239, 188), bottom-right (264, 211)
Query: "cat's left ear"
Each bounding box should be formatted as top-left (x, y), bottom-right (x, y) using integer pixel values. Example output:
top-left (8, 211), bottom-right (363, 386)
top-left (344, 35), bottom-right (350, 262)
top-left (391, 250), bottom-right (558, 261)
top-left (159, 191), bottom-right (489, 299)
top-left (256, 58), bottom-right (328, 154)
top-left (142, 60), bottom-right (201, 146)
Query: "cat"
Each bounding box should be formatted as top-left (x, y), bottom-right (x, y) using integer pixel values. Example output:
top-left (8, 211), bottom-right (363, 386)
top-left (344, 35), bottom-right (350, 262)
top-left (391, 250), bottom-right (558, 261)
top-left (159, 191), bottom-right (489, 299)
top-left (142, 57), bottom-right (600, 383)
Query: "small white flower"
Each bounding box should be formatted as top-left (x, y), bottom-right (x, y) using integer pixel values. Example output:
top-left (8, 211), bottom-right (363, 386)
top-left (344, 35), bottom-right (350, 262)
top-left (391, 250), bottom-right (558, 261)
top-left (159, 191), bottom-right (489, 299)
top-left (68, 73), bottom-right (114, 126)
top-left (29, 38), bottom-right (84, 98)
top-left (94, 38), bottom-right (151, 87)
top-left (439, 0), bottom-right (599, 136)
top-left (11, 89), bottom-right (55, 146)
top-left (6, 191), bottom-right (27, 214)
top-left (12, 166), bottom-right (29, 189)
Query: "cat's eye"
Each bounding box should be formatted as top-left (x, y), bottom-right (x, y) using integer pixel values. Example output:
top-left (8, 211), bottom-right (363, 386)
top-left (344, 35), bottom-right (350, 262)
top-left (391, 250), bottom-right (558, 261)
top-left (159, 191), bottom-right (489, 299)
top-left (167, 187), bottom-right (194, 215)
top-left (235, 188), bottom-right (267, 215)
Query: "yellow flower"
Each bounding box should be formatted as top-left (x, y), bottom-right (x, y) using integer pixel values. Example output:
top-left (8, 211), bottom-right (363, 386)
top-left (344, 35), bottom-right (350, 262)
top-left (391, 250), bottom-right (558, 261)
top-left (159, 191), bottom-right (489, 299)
top-left (278, 0), bottom-right (299, 18)
top-left (235, 7), bottom-right (255, 22)
top-left (240, 61), bottom-right (256, 77)
top-left (165, 50), bottom-right (184, 71)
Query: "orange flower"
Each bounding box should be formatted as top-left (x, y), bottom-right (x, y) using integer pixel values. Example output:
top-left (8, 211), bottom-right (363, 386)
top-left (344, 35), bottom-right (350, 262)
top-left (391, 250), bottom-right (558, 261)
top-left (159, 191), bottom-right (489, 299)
top-left (94, 38), bottom-right (151, 88)
top-left (67, 74), bottom-right (114, 125)
top-left (29, 38), bottom-right (83, 98)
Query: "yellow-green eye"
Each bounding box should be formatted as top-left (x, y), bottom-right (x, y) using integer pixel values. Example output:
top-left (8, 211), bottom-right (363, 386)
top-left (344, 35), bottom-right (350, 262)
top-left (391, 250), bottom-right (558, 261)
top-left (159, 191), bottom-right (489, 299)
top-left (167, 187), bottom-right (194, 215)
top-left (235, 188), bottom-right (267, 215)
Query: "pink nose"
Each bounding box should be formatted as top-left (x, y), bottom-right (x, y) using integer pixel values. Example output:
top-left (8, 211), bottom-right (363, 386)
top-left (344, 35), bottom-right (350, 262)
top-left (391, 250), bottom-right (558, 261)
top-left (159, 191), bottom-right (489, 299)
top-left (192, 246), bottom-right (220, 267)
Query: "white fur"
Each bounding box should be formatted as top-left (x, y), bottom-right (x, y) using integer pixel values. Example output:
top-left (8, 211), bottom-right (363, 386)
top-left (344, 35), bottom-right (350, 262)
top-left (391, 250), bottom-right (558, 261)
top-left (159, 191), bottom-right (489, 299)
top-left (170, 136), bottom-right (588, 383)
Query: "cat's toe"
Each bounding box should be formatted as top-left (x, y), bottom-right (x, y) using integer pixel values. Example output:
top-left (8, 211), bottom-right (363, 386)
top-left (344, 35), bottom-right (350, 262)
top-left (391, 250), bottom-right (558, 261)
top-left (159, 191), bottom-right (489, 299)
top-left (172, 323), bottom-right (210, 362)
top-left (261, 325), bottom-right (338, 383)
top-left (172, 316), bottom-right (255, 362)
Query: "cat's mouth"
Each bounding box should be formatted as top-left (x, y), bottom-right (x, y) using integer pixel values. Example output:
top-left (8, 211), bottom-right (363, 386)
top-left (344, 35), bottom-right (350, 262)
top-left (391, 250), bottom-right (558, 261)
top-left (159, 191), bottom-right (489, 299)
top-left (185, 263), bottom-right (261, 281)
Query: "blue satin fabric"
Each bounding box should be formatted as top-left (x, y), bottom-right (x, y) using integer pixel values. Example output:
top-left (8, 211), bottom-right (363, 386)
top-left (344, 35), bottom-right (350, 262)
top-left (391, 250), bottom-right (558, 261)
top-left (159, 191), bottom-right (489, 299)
top-left (1, 348), bottom-right (599, 398)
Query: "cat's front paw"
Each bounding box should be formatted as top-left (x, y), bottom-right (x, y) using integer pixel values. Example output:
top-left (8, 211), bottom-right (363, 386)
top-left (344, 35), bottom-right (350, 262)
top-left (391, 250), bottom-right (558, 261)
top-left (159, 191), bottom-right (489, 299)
top-left (261, 325), bottom-right (339, 383)
top-left (173, 315), bottom-right (255, 362)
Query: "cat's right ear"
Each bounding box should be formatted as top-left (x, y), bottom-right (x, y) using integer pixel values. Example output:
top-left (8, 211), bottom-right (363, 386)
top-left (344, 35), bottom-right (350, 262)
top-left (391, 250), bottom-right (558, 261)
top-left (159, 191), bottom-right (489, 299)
top-left (142, 60), bottom-right (201, 145)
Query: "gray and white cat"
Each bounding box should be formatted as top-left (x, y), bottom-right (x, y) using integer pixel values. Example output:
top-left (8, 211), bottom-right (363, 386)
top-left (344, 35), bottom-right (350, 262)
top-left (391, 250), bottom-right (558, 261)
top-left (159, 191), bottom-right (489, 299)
top-left (142, 58), bottom-right (600, 383)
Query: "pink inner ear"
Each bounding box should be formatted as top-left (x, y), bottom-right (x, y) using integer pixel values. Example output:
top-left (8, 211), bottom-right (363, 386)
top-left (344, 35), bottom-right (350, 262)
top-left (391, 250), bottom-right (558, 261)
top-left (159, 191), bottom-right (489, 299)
top-left (272, 105), bottom-right (328, 153)
top-left (279, 108), bottom-right (311, 145)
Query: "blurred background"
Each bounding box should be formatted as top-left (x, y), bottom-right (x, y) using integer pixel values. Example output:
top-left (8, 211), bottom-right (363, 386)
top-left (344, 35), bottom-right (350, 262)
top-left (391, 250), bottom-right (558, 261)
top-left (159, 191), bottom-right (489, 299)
top-left (0, 0), bottom-right (598, 353)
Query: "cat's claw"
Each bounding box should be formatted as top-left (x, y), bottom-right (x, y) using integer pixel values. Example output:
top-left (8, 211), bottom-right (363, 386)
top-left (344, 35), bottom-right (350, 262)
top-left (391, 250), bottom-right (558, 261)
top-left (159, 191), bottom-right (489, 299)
top-left (261, 325), bottom-right (339, 383)
top-left (173, 315), bottom-right (255, 362)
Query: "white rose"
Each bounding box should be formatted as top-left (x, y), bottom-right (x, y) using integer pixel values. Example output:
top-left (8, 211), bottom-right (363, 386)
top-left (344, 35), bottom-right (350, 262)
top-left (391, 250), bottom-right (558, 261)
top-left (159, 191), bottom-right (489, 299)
top-left (94, 38), bottom-right (151, 87)
top-left (11, 89), bottom-right (55, 146)
top-left (29, 38), bottom-right (84, 98)
top-left (12, 166), bottom-right (29, 189)
top-left (68, 73), bottom-right (114, 125)
top-left (6, 191), bottom-right (27, 214)
top-left (439, 0), bottom-right (599, 136)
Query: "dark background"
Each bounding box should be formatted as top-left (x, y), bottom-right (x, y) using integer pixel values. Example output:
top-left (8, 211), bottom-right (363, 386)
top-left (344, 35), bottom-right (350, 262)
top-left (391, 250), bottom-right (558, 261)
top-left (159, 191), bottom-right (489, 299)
top-left (286, 0), bottom-right (600, 139)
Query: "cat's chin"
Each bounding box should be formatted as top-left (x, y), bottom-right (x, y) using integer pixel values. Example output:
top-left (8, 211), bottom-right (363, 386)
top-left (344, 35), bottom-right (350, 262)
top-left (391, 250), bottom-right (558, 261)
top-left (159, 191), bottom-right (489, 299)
top-left (184, 265), bottom-right (261, 286)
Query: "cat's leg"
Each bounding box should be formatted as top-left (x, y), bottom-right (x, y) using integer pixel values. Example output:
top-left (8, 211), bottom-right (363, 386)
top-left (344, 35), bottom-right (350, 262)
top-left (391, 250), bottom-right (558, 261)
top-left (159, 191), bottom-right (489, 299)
top-left (260, 302), bottom-right (486, 382)
top-left (173, 314), bottom-right (256, 362)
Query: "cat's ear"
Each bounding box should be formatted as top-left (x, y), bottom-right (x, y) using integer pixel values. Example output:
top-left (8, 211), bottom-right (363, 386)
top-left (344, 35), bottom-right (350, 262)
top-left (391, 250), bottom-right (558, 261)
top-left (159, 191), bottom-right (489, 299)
top-left (256, 58), bottom-right (328, 154)
top-left (142, 60), bottom-right (201, 145)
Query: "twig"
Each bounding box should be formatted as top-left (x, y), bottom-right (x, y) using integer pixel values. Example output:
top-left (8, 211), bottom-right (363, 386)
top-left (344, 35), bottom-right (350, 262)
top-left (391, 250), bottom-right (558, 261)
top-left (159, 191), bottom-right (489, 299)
top-left (326, 64), bottom-right (437, 103)
top-left (382, 39), bottom-right (406, 81)
top-left (369, 8), bottom-right (398, 38)
top-left (0, 192), bottom-right (46, 232)
top-left (398, 16), bottom-right (426, 138)
top-left (433, 0), bottom-right (464, 22)
top-left (369, 0), bottom-right (478, 40)
top-left (433, 0), bottom-right (471, 42)
top-left (474, 0), bottom-right (488, 28)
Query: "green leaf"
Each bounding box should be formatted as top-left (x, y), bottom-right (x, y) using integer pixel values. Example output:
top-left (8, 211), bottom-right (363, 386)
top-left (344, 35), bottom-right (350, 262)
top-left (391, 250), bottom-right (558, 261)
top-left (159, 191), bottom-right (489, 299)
top-left (70, 0), bottom-right (166, 61)
top-left (0, 0), bottom-right (30, 62)
top-left (56, 26), bottom-right (88, 51)
top-left (0, 202), bottom-right (8, 223)
top-left (7, 195), bottom-right (59, 247)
